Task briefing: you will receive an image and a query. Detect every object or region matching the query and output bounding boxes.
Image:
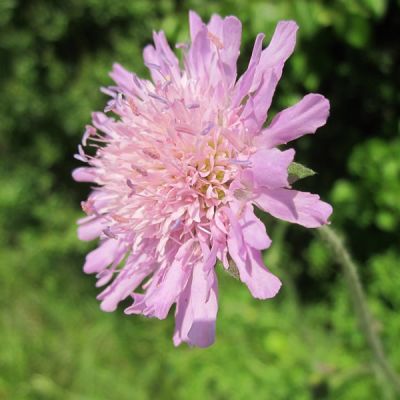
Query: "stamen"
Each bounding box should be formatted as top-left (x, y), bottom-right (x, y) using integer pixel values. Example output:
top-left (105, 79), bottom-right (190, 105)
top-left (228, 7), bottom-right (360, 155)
top-left (186, 103), bottom-right (200, 110)
top-left (169, 236), bottom-right (183, 246)
top-left (162, 80), bottom-right (173, 91)
top-left (234, 188), bottom-right (252, 201)
top-left (100, 87), bottom-right (116, 97)
top-left (132, 74), bottom-right (143, 89)
top-left (131, 164), bottom-right (148, 177)
top-left (103, 227), bottom-right (118, 239)
top-left (126, 179), bottom-right (137, 197)
top-left (142, 149), bottom-right (160, 160)
top-left (229, 159), bottom-right (252, 167)
top-left (200, 122), bottom-right (214, 136)
top-left (128, 98), bottom-right (140, 116)
top-left (82, 125), bottom-right (96, 146)
top-left (170, 218), bottom-right (181, 231)
top-left (197, 225), bottom-right (211, 235)
top-left (148, 92), bottom-right (169, 105)
top-left (175, 42), bottom-right (189, 50)
top-left (176, 124), bottom-right (196, 135)
top-left (207, 31), bottom-right (224, 49)
top-left (74, 145), bottom-right (88, 162)
top-left (81, 200), bottom-right (95, 215)
top-left (145, 63), bottom-right (162, 71)
top-left (112, 214), bottom-right (129, 223)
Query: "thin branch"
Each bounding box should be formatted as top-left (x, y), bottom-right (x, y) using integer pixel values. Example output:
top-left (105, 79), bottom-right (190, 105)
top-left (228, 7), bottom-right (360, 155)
top-left (318, 225), bottom-right (400, 394)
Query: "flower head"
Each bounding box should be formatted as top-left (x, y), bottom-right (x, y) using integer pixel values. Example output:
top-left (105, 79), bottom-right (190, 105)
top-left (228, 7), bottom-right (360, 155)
top-left (74, 11), bottom-right (332, 347)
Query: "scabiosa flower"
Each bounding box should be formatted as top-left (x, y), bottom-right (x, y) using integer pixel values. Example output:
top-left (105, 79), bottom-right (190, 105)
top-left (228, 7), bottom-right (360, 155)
top-left (74, 11), bottom-right (332, 347)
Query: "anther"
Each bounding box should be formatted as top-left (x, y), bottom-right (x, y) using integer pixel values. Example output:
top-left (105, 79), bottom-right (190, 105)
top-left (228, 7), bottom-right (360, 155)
top-left (201, 122), bottom-right (214, 136)
top-left (103, 227), bottom-right (118, 239)
top-left (131, 165), bottom-right (148, 177)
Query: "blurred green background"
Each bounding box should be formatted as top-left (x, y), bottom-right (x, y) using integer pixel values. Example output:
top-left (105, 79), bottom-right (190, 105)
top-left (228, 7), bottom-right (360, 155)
top-left (1, 0), bottom-right (399, 399)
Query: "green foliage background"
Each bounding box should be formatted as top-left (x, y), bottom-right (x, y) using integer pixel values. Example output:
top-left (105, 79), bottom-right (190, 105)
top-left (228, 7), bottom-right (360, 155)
top-left (1, 0), bottom-right (399, 399)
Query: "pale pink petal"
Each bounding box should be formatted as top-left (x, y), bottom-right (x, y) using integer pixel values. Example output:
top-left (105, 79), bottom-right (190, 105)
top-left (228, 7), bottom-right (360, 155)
top-left (220, 16), bottom-right (242, 85)
top-left (249, 148), bottom-right (295, 189)
top-left (258, 94), bottom-right (330, 148)
top-left (188, 25), bottom-right (212, 81)
top-left (226, 203), bottom-right (279, 299)
top-left (83, 239), bottom-right (122, 274)
top-left (174, 266), bottom-right (218, 348)
top-left (173, 276), bottom-right (192, 346)
top-left (241, 70), bottom-right (280, 134)
top-left (187, 267), bottom-right (218, 347)
top-left (98, 254), bottom-right (153, 312)
top-left (109, 63), bottom-right (145, 98)
top-left (152, 31), bottom-right (180, 80)
top-left (227, 202), bottom-right (271, 251)
top-left (251, 21), bottom-right (298, 92)
top-left (72, 167), bottom-right (96, 182)
top-left (207, 14), bottom-right (223, 37)
top-left (129, 240), bottom-right (195, 319)
top-left (140, 263), bottom-right (190, 319)
top-left (254, 188), bottom-right (333, 228)
top-left (233, 33), bottom-right (264, 106)
top-left (227, 231), bottom-right (281, 299)
top-left (240, 205), bottom-right (272, 250)
top-left (143, 44), bottom-right (164, 83)
top-left (189, 10), bottom-right (204, 41)
top-left (77, 216), bottom-right (104, 241)
top-left (241, 21), bottom-right (298, 134)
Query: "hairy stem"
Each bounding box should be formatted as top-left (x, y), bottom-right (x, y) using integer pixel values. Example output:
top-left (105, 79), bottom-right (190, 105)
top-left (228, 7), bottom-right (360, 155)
top-left (318, 225), bottom-right (400, 394)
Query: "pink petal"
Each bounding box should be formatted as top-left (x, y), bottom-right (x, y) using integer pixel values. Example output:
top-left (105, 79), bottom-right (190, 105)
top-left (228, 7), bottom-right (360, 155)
top-left (72, 167), bottom-right (96, 182)
top-left (187, 267), bottom-right (218, 348)
top-left (241, 21), bottom-right (298, 134)
top-left (83, 239), bottom-right (122, 274)
top-left (259, 94), bottom-right (330, 148)
top-left (220, 16), bottom-right (242, 85)
top-left (241, 206), bottom-right (272, 250)
top-left (227, 233), bottom-right (281, 299)
top-left (99, 254), bottom-right (153, 312)
top-left (251, 21), bottom-right (298, 92)
top-left (129, 240), bottom-right (195, 319)
top-left (207, 14), bottom-right (223, 37)
top-left (227, 202), bottom-right (271, 251)
top-left (249, 148), bottom-right (295, 189)
top-left (152, 31), bottom-right (180, 80)
top-left (77, 216), bottom-right (104, 241)
top-left (143, 44), bottom-right (164, 83)
top-left (189, 10), bottom-right (204, 41)
top-left (241, 70), bottom-right (280, 134)
top-left (174, 266), bottom-right (218, 348)
top-left (188, 25), bottom-right (212, 81)
top-left (109, 63), bottom-right (144, 98)
top-left (225, 203), bottom-right (279, 299)
top-left (172, 276), bottom-right (192, 346)
top-left (254, 188), bottom-right (333, 228)
top-left (233, 33), bottom-right (264, 106)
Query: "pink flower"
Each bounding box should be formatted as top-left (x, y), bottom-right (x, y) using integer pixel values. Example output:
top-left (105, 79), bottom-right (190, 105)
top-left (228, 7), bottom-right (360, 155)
top-left (74, 11), bottom-right (332, 347)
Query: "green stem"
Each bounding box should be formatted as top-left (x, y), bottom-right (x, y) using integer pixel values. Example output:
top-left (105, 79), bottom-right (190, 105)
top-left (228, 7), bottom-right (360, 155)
top-left (318, 225), bottom-right (400, 394)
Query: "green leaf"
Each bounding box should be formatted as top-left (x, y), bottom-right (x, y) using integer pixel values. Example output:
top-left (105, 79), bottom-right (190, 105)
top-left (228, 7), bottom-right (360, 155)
top-left (288, 162), bottom-right (316, 184)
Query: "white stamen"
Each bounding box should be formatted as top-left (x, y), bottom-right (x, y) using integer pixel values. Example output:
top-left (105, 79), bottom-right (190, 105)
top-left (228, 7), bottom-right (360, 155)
top-left (197, 225), bottom-right (211, 235)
